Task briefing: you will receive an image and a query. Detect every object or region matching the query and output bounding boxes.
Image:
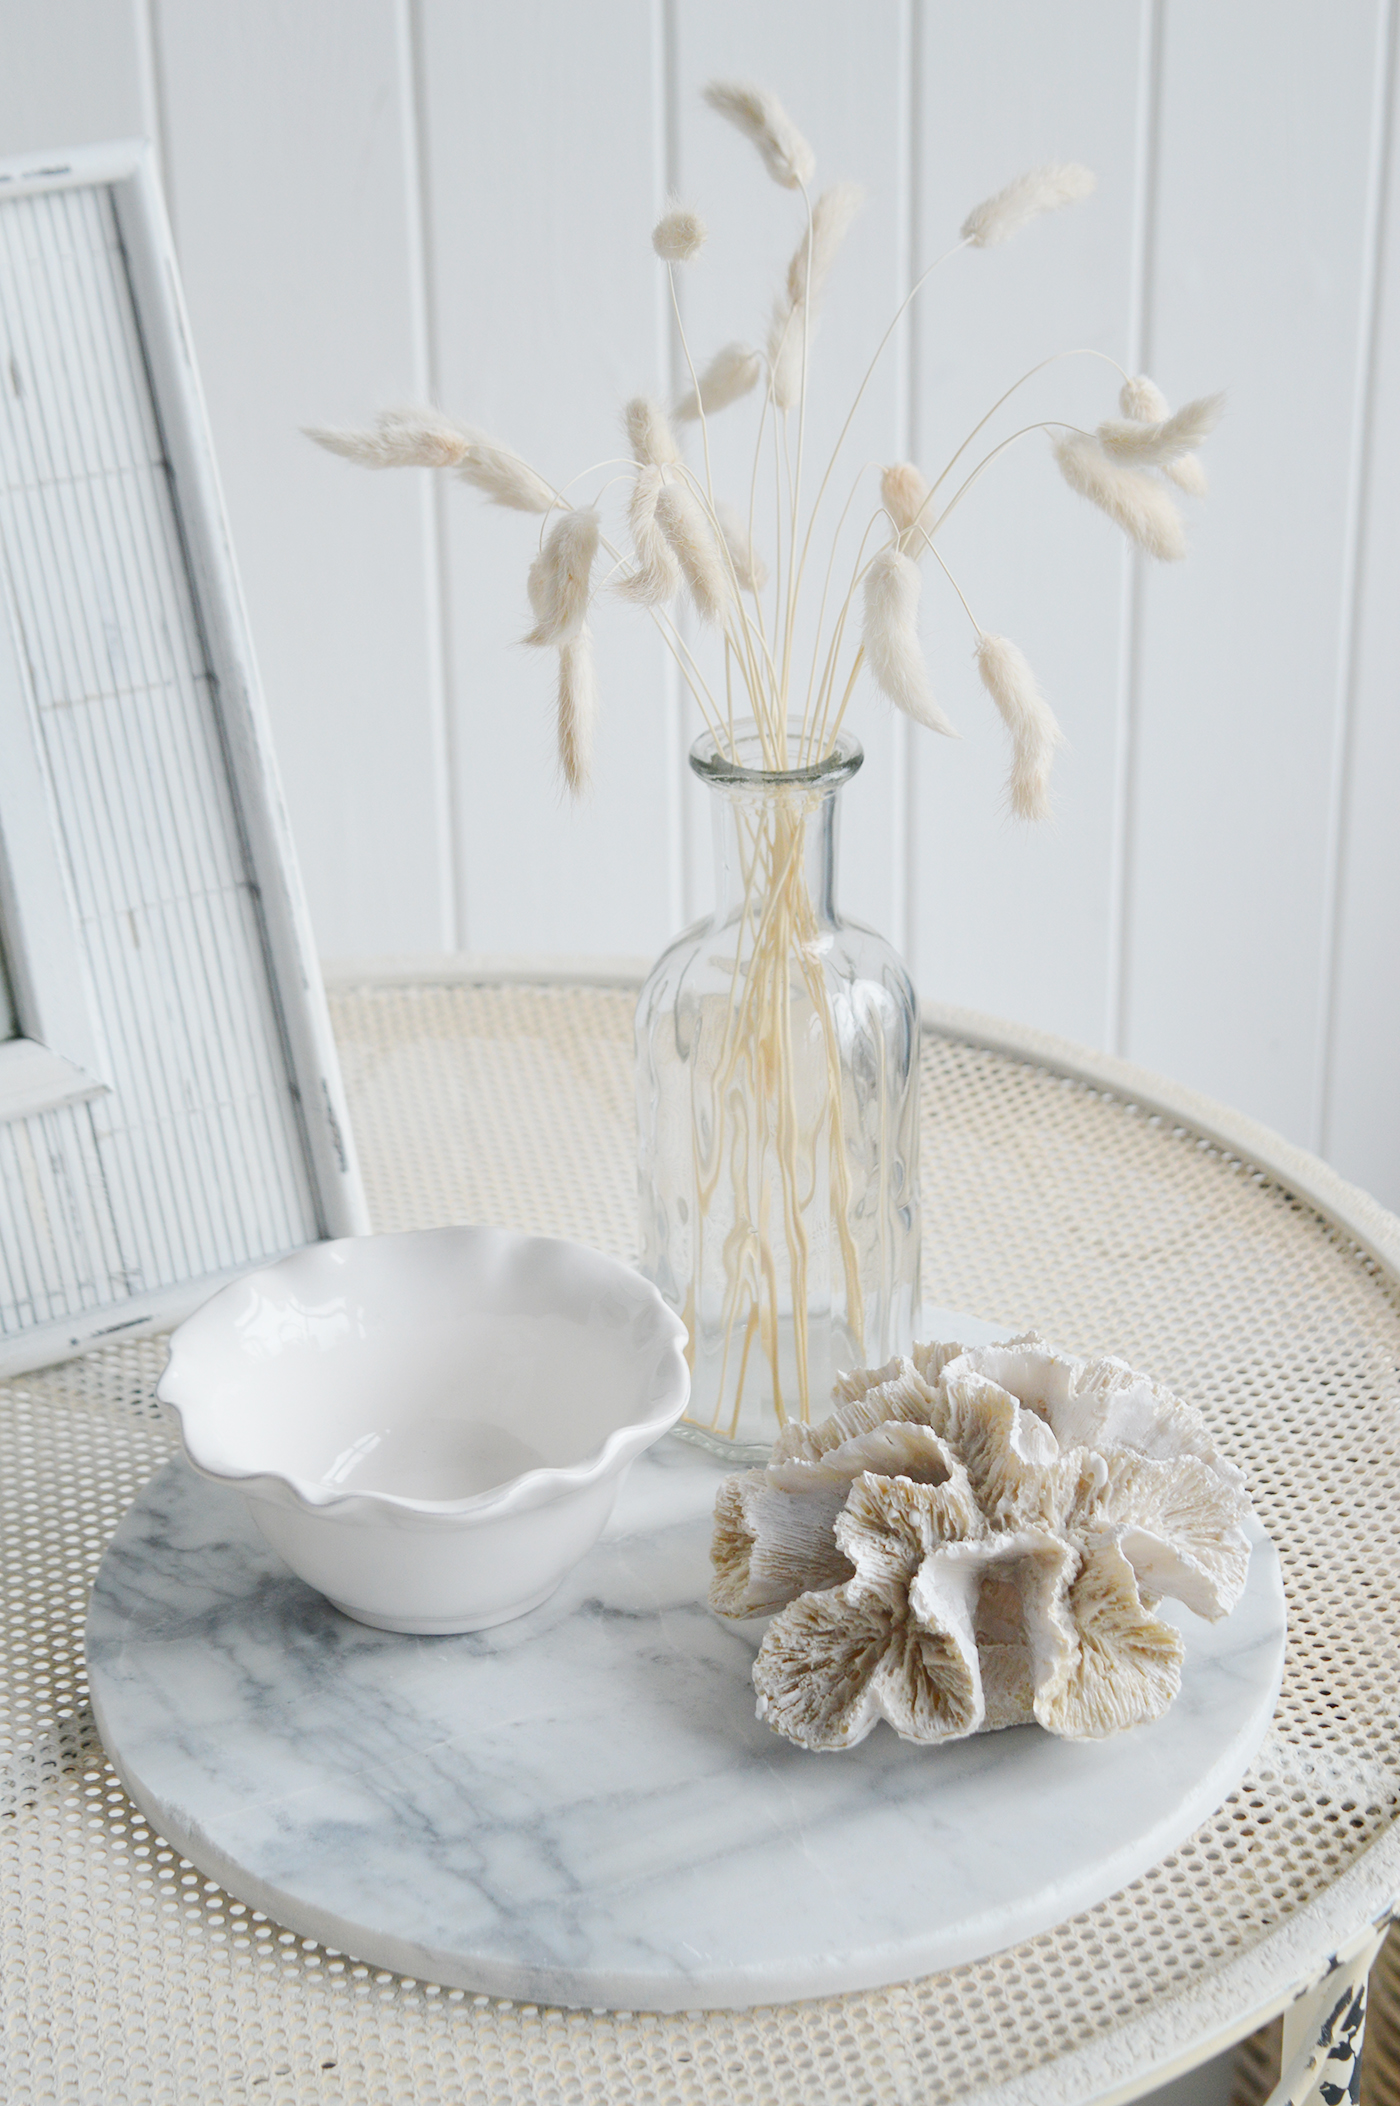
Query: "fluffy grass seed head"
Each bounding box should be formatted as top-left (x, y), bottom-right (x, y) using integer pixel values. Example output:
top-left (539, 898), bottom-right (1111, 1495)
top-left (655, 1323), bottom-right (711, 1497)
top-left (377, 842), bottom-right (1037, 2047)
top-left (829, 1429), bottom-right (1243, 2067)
top-left (881, 462), bottom-right (934, 554)
top-left (624, 395), bottom-right (681, 469)
top-left (616, 466), bottom-right (682, 605)
top-left (556, 627), bottom-right (596, 795)
top-left (975, 634), bottom-right (1064, 823)
top-left (674, 342), bottom-right (763, 422)
top-left (717, 501), bottom-right (768, 594)
top-left (1053, 431), bottom-right (1187, 561)
top-left (1120, 374), bottom-right (1171, 424)
top-left (524, 507), bottom-right (599, 647)
top-left (703, 79), bottom-right (815, 190)
top-left (654, 481), bottom-right (733, 624)
top-left (961, 163), bottom-right (1096, 248)
top-left (305, 407), bottom-right (471, 470)
top-left (1098, 391), bottom-right (1224, 468)
top-left (653, 202), bottom-right (707, 264)
top-left (308, 411), bottom-right (556, 512)
top-left (862, 547), bottom-right (958, 736)
top-left (786, 182), bottom-right (865, 305)
top-left (768, 182), bottom-right (864, 410)
top-left (1119, 375), bottom-right (1212, 496)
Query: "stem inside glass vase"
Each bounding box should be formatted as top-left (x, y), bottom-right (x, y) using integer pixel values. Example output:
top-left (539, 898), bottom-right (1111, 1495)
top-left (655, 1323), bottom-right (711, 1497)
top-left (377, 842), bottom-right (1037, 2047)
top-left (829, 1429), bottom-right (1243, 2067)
top-left (636, 719), bottom-right (920, 1462)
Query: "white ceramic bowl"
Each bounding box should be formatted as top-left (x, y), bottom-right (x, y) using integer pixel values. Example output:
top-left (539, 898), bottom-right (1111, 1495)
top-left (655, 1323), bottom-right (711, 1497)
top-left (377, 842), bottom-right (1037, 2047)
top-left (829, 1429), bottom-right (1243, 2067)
top-left (157, 1227), bottom-right (691, 1633)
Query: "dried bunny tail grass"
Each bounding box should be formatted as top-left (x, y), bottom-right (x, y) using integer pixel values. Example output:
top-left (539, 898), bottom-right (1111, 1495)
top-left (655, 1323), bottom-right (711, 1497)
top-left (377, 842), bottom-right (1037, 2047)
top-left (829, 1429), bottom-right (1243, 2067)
top-left (961, 163), bottom-right (1096, 248)
top-left (1098, 392), bottom-right (1224, 467)
top-left (653, 201), bottom-right (707, 263)
top-left (768, 183), bottom-right (864, 409)
top-left (308, 408), bottom-right (555, 511)
top-left (654, 481), bottom-right (733, 624)
top-left (623, 396), bottom-right (681, 469)
top-left (862, 548), bottom-right (958, 736)
top-left (717, 501), bottom-right (768, 593)
top-left (1163, 451), bottom-right (1210, 497)
top-left (616, 466), bottom-right (681, 605)
top-left (702, 79), bottom-right (815, 190)
top-left (305, 407), bottom-right (471, 470)
top-left (674, 342), bottom-right (762, 421)
top-left (1119, 374), bottom-right (1171, 423)
top-left (786, 181), bottom-right (865, 305)
top-left (524, 507), bottom-right (599, 646)
top-left (881, 461), bottom-right (934, 553)
top-left (556, 627), bottom-right (596, 795)
top-left (456, 435), bottom-right (556, 512)
top-left (1119, 374), bottom-right (1211, 495)
top-left (767, 303), bottom-right (806, 413)
top-left (975, 634), bottom-right (1065, 823)
top-left (1053, 432), bottom-right (1187, 561)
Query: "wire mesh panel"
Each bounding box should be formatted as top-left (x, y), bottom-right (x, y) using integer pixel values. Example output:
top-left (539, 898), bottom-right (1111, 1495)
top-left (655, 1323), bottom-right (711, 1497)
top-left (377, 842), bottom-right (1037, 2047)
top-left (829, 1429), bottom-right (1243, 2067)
top-left (2, 982), bottom-right (1399, 2104)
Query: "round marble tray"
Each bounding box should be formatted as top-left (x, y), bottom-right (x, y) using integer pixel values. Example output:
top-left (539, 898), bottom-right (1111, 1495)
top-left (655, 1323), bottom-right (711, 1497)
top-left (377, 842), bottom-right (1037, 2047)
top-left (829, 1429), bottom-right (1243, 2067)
top-left (86, 1346), bottom-right (1287, 2013)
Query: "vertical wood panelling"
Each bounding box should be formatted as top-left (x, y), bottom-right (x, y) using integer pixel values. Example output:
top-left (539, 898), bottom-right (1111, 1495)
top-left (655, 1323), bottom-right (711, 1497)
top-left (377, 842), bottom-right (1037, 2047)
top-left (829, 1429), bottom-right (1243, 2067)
top-left (0, 5), bottom-right (1397, 1220)
top-left (417, 0), bottom-right (677, 959)
top-left (1325, 3), bottom-right (1400, 1214)
top-left (911, 0), bottom-right (1144, 1046)
top-left (1106, 0), bottom-right (1164, 1056)
top-left (1125, 0), bottom-right (1382, 1142)
top-left (670, 0), bottom-right (906, 945)
top-left (0, 1), bottom-right (144, 153)
top-left (153, 0), bottom-right (448, 959)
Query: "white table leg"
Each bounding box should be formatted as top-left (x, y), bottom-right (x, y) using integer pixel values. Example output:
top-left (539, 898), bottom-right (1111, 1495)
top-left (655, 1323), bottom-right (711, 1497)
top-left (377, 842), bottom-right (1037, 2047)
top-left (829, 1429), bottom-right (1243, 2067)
top-left (1264, 1919), bottom-right (1391, 2106)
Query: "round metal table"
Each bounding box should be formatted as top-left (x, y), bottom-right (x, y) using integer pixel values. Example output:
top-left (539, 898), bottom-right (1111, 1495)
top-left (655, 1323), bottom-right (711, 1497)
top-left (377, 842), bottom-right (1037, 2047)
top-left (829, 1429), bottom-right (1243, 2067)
top-left (3, 974), bottom-right (1398, 2105)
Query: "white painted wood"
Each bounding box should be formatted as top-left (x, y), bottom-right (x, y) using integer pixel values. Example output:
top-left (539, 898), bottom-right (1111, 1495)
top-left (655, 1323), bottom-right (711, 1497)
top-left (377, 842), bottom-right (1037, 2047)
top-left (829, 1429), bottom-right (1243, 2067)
top-left (0, 554), bottom-right (110, 1078)
top-left (151, 0), bottom-right (449, 960)
top-left (910, 0), bottom-right (1145, 1050)
top-left (0, 4), bottom-right (144, 158)
top-left (0, 1041), bottom-right (105, 1122)
top-left (111, 148), bottom-right (367, 1239)
top-left (416, 0), bottom-right (679, 961)
top-left (0, 944), bottom-right (16, 1039)
top-left (1323, 0), bottom-right (1400, 1211)
top-left (1125, 0), bottom-right (1383, 1146)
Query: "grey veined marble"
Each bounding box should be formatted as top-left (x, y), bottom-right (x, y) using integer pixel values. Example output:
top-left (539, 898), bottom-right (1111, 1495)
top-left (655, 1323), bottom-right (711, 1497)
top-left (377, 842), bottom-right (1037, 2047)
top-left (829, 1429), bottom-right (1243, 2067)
top-left (86, 1429), bottom-right (1286, 2011)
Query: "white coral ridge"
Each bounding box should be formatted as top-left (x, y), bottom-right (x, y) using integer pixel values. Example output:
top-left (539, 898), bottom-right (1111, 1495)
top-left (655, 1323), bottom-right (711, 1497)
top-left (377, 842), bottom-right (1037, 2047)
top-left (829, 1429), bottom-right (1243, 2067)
top-left (709, 1335), bottom-right (1254, 1752)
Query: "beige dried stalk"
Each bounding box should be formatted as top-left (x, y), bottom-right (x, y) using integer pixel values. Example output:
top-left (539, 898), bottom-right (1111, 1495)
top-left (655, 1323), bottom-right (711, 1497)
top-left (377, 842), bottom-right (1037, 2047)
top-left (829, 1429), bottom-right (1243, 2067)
top-left (311, 81), bottom-right (1221, 821)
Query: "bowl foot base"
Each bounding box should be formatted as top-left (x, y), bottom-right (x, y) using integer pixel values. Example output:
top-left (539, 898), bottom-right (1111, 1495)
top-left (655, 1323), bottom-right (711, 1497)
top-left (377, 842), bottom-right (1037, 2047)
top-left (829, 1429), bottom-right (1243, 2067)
top-left (324, 1579), bottom-right (561, 1635)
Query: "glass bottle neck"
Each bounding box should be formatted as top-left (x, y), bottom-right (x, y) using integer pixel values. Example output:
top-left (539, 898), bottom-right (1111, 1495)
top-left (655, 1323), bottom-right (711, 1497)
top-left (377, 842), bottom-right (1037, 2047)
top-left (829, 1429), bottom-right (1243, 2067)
top-left (707, 778), bottom-right (843, 928)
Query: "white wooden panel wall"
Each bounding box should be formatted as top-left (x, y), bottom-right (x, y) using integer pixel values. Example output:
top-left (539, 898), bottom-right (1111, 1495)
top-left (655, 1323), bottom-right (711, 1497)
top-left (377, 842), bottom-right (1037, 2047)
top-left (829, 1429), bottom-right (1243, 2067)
top-left (2, 0), bottom-right (1397, 1221)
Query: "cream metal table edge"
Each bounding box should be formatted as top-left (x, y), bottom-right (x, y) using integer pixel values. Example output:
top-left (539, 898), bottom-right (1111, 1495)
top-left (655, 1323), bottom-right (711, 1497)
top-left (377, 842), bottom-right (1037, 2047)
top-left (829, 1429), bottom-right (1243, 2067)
top-left (316, 956), bottom-right (1400, 2105)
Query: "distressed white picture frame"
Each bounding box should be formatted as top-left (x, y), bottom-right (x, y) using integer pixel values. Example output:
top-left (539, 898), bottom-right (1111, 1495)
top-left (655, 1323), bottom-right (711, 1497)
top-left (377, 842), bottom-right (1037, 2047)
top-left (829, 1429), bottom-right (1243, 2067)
top-left (0, 140), bottom-right (368, 1376)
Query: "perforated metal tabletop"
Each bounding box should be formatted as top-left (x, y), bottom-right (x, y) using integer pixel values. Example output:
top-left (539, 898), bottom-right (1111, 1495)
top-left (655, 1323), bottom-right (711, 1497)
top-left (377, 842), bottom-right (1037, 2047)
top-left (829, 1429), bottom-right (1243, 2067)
top-left (3, 978), bottom-right (1398, 2104)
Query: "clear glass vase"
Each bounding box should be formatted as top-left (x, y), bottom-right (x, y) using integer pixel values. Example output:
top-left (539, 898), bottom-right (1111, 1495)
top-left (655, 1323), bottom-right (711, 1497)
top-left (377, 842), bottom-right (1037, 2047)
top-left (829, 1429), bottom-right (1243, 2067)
top-left (636, 720), bottom-right (921, 1461)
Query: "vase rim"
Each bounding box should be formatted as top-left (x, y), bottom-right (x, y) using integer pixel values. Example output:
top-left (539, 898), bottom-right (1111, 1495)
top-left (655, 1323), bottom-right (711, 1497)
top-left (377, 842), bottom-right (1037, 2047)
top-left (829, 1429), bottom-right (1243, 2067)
top-left (689, 719), bottom-right (863, 790)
